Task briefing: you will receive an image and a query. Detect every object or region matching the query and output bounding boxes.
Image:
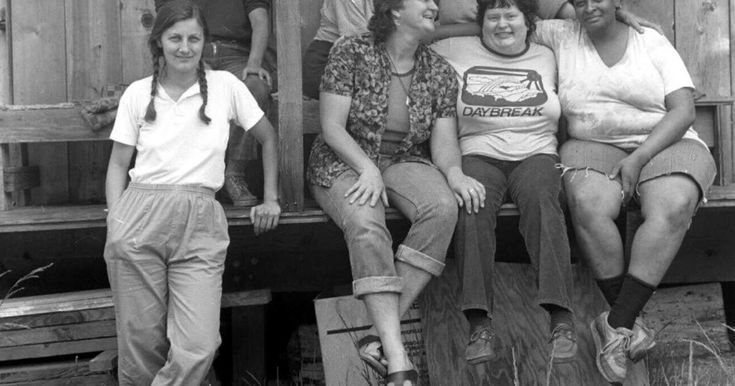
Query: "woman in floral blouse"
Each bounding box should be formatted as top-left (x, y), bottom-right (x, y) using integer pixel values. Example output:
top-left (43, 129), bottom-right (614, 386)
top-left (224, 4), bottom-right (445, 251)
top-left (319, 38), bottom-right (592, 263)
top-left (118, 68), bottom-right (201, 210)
top-left (307, 0), bottom-right (483, 384)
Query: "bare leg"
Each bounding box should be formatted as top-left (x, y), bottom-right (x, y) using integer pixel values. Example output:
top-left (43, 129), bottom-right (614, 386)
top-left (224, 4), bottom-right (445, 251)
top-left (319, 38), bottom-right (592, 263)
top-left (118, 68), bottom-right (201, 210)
top-left (396, 261), bottom-right (431, 317)
top-left (363, 293), bottom-right (413, 373)
top-left (563, 170), bottom-right (625, 279)
top-left (628, 175), bottom-right (699, 285)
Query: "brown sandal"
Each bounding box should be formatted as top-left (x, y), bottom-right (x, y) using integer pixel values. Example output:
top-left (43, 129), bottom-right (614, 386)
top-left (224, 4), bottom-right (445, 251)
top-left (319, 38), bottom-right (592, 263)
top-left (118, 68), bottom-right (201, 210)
top-left (357, 334), bottom-right (387, 377)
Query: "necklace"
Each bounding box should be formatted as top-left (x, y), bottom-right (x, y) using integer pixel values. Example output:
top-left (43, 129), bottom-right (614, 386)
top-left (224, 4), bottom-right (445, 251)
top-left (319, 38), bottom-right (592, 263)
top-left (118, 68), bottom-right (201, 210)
top-left (386, 52), bottom-right (414, 106)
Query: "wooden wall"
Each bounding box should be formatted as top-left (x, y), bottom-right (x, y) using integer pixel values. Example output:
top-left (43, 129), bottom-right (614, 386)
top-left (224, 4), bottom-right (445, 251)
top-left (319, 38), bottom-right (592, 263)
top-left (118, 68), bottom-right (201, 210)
top-left (4, 0), bottom-right (154, 206)
top-left (0, 0), bottom-right (733, 207)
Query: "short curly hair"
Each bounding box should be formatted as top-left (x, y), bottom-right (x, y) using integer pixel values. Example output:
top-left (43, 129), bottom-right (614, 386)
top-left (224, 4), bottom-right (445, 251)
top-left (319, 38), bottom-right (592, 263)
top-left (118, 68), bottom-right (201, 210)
top-left (476, 0), bottom-right (538, 42)
top-left (367, 0), bottom-right (405, 43)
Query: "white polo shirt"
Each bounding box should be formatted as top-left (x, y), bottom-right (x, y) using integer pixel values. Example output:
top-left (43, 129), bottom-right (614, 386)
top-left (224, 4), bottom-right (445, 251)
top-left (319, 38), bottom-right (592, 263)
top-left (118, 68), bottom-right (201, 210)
top-left (110, 70), bottom-right (264, 190)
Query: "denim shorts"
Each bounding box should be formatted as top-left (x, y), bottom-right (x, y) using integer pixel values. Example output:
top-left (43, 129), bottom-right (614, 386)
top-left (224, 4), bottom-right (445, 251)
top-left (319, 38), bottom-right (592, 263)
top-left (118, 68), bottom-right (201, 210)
top-left (560, 139), bottom-right (717, 202)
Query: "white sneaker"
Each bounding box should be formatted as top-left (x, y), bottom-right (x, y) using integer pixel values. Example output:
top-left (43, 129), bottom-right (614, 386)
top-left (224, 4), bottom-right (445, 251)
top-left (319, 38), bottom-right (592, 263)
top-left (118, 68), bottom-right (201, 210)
top-left (629, 317), bottom-right (656, 362)
top-left (590, 312), bottom-right (633, 384)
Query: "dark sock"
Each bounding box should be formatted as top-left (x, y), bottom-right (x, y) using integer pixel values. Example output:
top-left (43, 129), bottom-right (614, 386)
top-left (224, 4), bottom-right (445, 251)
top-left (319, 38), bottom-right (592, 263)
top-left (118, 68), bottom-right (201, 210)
top-left (607, 274), bottom-right (656, 330)
top-left (544, 304), bottom-right (574, 332)
top-left (464, 309), bottom-right (492, 333)
top-left (596, 273), bottom-right (626, 306)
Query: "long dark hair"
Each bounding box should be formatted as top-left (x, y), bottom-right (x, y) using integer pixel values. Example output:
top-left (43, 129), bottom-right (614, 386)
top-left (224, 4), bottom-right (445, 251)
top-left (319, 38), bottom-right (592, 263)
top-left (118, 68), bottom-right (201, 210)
top-left (367, 0), bottom-right (405, 43)
top-left (145, 0), bottom-right (211, 124)
top-left (476, 0), bottom-right (538, 43)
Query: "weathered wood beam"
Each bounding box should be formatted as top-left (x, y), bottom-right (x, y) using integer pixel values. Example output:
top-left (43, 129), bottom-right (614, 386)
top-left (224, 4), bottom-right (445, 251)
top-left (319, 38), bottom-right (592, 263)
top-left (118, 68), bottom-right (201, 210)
top-left (274, 0), bottom-right (304, 212)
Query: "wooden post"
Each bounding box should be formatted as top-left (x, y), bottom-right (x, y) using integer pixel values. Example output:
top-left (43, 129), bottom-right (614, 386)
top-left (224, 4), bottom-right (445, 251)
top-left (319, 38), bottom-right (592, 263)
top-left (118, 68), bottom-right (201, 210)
top-left (65, 0), bottom-right (122, 204)
top-left (11, 0), bottom-right (69, 205)
top-left (274, 0), bottom-right (304, 212)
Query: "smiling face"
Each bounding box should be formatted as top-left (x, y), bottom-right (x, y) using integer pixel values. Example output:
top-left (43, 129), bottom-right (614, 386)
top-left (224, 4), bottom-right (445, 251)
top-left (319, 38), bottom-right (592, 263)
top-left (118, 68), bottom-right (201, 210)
top-left (571, 0), bottom-right (620, 34)
top-left (481, 5), bottom-right (529, 55)
top-left (159, 18), bottom-right (204, 76)
top-left (395, 0), bottom-right (439, 38)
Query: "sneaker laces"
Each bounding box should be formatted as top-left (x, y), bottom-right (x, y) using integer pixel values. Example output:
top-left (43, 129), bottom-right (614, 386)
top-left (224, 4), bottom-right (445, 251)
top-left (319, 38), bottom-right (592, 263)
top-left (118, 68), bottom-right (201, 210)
top-left (603, 329), bottom-right (632, 357)
top-left (469, 327), bottom-right (495, 344)
top-left (549, 323), bottom-right (576, 344)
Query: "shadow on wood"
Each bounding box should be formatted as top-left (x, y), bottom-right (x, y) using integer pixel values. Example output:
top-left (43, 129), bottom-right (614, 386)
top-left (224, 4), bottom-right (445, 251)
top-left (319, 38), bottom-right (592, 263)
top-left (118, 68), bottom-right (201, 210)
top-left (421, 260), bottom-right (649, 385)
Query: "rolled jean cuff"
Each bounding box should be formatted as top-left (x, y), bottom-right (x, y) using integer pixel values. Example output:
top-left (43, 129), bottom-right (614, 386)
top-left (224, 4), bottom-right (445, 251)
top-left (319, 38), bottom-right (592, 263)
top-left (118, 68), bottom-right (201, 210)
top-left (352, 276), bottom-right (403, 298)
top-left (395, 245), bottom-right (445, 276)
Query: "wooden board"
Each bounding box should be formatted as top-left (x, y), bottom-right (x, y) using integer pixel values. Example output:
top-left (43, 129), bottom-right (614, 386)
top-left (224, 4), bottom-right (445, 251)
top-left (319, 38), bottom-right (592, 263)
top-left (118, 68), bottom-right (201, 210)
top-left (623, 0), bottom-right (675, 42)
top-left (65, 0), bottom-right (121, 204)
top-left (275, 0), bottom-right (304, 212)
top-left (0, 0), bottom-right (10, 105)
top-left (0, 289), bottom-right (113, 318)
top-left (421, 261), bottom-right (649, 385)
top-left (1, 374), bottom-right (117, 386)
top-left (0, 337), bottom-right (117, 361)
top-left (0, 358), bottom-right (115, 384)
top-left (0, 107), bottom-right (111, 143)
top-left (10, 0), bottom-right (69, 206)
top-left (0, 319), bottom-right (116, 347)
top-left (675, 0), bottom-right (731, 97)
top-left (0, 308), bottom-right (115, 332)
top-left (120, 0), bottom-right (155, 84)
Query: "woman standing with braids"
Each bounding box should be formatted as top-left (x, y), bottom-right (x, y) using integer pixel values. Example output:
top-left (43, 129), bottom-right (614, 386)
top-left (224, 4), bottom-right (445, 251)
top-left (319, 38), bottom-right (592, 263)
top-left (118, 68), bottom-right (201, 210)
top-left (103, 1), bottom-right (280, 384)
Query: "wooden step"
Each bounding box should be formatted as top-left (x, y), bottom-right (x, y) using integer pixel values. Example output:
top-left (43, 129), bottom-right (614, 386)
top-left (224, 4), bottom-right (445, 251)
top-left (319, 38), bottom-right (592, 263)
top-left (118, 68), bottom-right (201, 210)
top-left (0, 202), bottom-right (525, 233)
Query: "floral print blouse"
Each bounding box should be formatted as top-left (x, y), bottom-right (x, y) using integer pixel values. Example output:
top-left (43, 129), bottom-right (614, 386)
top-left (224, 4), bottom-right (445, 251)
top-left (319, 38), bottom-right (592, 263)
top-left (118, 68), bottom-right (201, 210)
top-left (306, 33), bottom-right (459, 188)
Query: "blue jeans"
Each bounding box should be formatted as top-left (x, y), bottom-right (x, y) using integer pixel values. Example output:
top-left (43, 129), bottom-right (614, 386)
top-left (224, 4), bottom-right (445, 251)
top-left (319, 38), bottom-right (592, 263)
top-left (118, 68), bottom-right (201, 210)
top-left (454, 154), bottom-right (574, 316)
top-left (311, 160), bottom-right (458, 298)
top-left (203, 41), bottom-right (275, 162)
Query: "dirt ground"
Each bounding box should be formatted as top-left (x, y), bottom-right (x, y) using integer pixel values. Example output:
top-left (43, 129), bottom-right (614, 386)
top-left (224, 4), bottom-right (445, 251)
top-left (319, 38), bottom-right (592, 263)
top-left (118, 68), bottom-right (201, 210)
top-left (644, 283), bottom-right (735, 386)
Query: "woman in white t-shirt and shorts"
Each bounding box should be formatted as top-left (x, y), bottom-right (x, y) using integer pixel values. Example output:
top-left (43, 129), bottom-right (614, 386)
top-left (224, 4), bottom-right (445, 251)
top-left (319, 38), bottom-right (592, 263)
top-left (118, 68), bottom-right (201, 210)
top-left (535, 1), bottom-right (717, 383)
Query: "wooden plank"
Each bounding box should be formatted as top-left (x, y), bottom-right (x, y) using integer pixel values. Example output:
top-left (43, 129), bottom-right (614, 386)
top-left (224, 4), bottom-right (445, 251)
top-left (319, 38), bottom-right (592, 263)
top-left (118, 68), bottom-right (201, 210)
top-left (221, 289), bottom-right (271, 308)
top-left (0, 143), bottom-right (8, 209)
top-left (623, 0), bottom-right (674, 42)
top-left (2, 373), bottom-right (117, 386)
top-left (10, 0), bottom-right (69, 206)
top-left (421, 260), bottom-right (648, 385)
top-left (3, 165), bottom-right (39, 191)
top-left (120, 0), bottom-right (155, 84)
top-left (0, 289), bottom-right (113, 318)
top-left (0, 203), bottom-right (522, 233)
top-left (0, 0), bottom-right (11, 105)
top-left (0, 308), bottom-right (115, 331)
top-left (9, 0), bottom-right (66, 104)
top-left (0, 337), bottom-right (117, 361)
top-left (275, 0), bottom-right (304, 212)
top-left (65, 0), bottom-right (122, 204)
top-left (0, 359), bottom-right (112, 384)
top-left (0, 319), bottom-right (116, 348)
top-left (64, 0), bottom-right (122, 100)
top-left (0, 107), bottom-right (111, 143)
top-left (88, 349), bottom-right (118, 373)
top-left (675, 0), bottom-right (730, 97)
top-left (68, 141), bottom-right (111, 204)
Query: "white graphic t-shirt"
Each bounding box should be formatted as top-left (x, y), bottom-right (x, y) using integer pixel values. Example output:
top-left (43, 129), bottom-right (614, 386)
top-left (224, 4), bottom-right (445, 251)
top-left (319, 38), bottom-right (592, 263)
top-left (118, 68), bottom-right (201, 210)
top-left (534, 20), bottom-right (704, 149)
top-left (432, 37), bottom-right (561, 160)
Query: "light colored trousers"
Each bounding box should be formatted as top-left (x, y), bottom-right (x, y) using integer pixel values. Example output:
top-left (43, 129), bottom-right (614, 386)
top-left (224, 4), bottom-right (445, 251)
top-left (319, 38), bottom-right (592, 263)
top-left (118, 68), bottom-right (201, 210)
top-left (104, 183), bottom-right (229, 386)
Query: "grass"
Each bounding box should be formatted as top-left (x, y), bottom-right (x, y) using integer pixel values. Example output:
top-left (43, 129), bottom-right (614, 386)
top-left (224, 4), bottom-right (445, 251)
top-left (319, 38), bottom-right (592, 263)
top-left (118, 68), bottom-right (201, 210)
top-left (0, 262), bottom-right (53, 330)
